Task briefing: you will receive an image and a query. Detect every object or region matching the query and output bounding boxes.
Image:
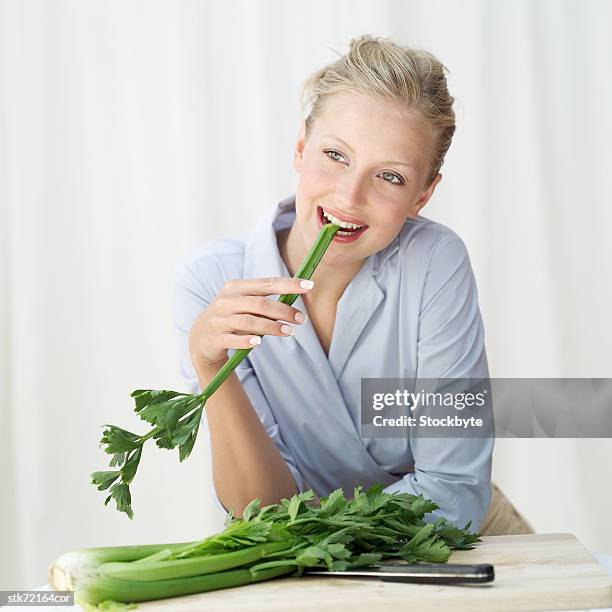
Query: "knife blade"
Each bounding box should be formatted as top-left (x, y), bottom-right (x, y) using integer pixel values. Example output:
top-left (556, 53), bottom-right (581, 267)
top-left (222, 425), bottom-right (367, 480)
top-left (304, 562), bottom-right (494, 584)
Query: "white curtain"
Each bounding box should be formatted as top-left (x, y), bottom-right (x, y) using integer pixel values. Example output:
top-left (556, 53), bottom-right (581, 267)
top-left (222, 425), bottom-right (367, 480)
top-left (1, 0), bottom-right (611, 589)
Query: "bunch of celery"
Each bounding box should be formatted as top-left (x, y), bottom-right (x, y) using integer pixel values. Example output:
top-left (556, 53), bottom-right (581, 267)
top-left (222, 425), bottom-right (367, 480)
top-left (50, 484), bottom-right (480, 607)
top-left (91, 222), bottom-right (339, 519)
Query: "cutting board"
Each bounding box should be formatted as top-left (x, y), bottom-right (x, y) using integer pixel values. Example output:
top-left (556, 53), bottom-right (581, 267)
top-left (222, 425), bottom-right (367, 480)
top-left (130, 533), bottom-right (612, 612)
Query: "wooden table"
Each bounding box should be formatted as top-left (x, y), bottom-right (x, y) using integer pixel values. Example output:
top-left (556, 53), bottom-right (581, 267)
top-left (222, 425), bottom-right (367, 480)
top-left (135, 533), bottom-right (612, 611)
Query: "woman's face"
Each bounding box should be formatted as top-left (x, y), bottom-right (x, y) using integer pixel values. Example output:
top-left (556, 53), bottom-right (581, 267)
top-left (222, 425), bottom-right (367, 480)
top-left (293, 90), bottom-right (442, 266)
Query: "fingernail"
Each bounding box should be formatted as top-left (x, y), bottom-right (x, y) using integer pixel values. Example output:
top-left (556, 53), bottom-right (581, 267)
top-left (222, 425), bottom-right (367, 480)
top-left (249, 336), bottom-right (261, 345)
top-left (295, 311), bottom-right (306, 323)
top-left (299, 279), bottom-right (314, 289)
top-left (281, 324), bottom-right (294, 336)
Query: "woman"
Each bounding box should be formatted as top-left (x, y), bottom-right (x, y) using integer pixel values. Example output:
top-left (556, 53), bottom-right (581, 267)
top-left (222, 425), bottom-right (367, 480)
top-left (172, 35), bottom-right (494, 532)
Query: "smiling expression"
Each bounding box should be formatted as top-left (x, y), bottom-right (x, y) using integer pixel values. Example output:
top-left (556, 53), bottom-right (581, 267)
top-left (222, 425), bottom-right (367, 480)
top-left (293, 90), bottom-right (442, 267)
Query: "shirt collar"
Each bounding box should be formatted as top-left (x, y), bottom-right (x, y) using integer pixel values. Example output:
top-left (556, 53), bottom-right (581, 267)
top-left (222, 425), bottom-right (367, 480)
top-left (245, 195), bottom-right (404, 378)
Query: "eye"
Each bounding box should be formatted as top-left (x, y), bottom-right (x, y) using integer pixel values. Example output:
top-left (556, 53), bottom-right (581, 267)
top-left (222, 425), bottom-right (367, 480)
top-left (323, 149), bottom-right (404, 185)
top-left (323, 149), bottom-right (348, 163)
top-left (379, 170), bottom-right (404, 185)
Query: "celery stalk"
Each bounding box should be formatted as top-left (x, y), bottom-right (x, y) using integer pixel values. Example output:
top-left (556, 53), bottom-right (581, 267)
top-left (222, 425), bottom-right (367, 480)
top-left (76, 565), bottom-right (295, 606)
top-left (91, 223), bottom-right (339, 519)
top-left (202, 220), bottom-right (339, 398)
top-left (99, 540), bottom-right (293, 581)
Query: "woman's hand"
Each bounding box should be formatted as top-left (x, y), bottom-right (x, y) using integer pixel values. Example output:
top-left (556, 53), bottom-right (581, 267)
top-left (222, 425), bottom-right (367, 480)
top-left (189, 276), bottom-right (313, 369)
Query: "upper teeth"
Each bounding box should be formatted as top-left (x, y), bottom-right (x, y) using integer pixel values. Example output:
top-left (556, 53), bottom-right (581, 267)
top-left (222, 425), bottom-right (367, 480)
top-left (322, 209), bottom-right (365, 229)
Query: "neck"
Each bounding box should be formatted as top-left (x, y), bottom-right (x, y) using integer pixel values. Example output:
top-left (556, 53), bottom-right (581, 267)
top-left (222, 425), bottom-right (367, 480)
top-left (277, 225), bottom-right (364, 304)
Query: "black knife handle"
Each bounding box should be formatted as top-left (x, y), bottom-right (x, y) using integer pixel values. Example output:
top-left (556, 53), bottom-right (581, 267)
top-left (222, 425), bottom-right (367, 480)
top-left (379, 563), bottom-right (494, 584)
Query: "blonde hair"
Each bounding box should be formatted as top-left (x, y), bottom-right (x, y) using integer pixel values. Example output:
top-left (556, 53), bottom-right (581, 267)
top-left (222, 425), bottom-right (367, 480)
top-left (301, 34), bottom-right (456, 187)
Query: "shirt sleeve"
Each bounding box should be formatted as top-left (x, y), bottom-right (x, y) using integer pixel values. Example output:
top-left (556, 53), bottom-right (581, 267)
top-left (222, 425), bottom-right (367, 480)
top-left (170, 256), bottom-right (306, 515)
top-left (383, 232), bottom-right (494, 532)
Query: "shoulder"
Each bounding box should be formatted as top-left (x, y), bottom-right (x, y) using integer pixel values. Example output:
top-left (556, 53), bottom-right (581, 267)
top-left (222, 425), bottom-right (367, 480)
top-left (171, 234), bottom-right (247, 298)
top-left (397, 215), bottom-right (470, 272)
top-left (399, 214), bottom-right (468, 255)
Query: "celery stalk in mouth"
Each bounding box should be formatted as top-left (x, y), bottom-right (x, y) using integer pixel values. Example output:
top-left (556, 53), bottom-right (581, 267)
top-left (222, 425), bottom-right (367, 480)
top-left (91, 223), bottom-right (340, 519)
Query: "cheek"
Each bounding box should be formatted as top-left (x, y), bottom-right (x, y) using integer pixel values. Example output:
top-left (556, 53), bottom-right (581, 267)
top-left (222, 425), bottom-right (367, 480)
top-left (300, 155), bottom-right (338, 187)
top-left (375, 205), bottom-right (407, 228)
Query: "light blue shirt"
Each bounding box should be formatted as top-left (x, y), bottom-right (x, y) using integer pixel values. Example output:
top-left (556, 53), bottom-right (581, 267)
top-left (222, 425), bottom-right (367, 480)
top-left (171, 195), bottom-right (493, 530)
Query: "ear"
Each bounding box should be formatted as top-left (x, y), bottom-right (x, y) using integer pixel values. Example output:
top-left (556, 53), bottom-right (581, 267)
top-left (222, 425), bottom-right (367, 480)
top-left (293, 121), bottom-right (307, 173)
top-left (412, 173), bottom-right (442, 215)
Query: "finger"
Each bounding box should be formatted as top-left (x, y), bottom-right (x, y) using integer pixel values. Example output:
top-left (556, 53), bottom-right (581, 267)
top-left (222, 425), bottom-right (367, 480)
top-left (221, 276), bottom-right (314, 298)
top-left (229, 296), bottom-right (307, 324)
top-left (217, 332), bottom-right (263, 350)
top-left (224, 313), bottom-right (296, 338)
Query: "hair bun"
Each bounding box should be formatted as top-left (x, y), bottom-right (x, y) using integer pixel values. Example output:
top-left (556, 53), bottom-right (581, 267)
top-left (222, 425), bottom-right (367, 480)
top-left (349, 33), bottom-right (377, 51)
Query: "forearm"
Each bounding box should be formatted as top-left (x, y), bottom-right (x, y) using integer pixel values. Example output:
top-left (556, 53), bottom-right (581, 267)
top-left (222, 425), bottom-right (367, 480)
top-left (194, 359), bottom-right (299, 516)
top-left (383, 438), bottom-right (493, 531)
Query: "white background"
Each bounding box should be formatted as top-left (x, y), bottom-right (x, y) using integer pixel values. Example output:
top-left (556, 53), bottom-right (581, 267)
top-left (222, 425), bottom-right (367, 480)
top-left (1, 0), bottom-right (611, 589)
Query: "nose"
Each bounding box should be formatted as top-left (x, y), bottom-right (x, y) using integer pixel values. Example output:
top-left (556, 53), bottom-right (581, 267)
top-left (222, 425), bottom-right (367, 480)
top-left (333, 170), bottom-right (366, 214)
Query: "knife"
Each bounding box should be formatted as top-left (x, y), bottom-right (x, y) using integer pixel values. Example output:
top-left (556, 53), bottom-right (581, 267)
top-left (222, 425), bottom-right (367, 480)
top-left (304, 562), bottom-right (494, 584)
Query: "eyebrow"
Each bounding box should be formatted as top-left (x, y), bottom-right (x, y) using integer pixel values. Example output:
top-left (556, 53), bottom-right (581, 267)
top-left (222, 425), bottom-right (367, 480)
top-left (321, 133), bottom-right (417, 170)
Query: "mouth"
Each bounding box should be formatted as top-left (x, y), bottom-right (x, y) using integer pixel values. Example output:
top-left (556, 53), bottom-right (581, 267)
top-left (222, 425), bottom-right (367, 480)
top-left (316, 206), bottom-right (369, 242)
